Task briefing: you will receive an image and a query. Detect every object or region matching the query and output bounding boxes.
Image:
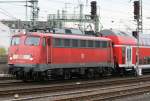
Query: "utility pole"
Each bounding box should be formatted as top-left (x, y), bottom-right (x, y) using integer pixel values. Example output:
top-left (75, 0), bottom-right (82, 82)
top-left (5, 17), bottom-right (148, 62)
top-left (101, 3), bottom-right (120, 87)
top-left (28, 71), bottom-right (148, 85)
top-left (25, 0), bottom-right (28, 32)
top-left (133, 0), bottom-right (143, 76)
top-left (30, 0), bottom-right (39, 29)
top-left (79, 4), bottom-right (83, 31)
top-left (79, 4), bottom-right (83, 22)
top-left (90, 1), bottom-right (99, 32)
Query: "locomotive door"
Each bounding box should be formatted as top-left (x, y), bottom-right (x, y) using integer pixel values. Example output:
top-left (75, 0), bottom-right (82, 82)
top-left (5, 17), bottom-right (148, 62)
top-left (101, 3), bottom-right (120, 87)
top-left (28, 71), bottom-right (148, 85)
top-left (126, 46), bottom-right (132, 66)
top-left (46, 37), bottom-right (51, 64)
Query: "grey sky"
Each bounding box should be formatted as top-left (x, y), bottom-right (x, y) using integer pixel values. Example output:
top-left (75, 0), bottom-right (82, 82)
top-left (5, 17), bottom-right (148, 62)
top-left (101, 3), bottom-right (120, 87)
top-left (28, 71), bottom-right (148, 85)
top-left (0, 0), bottom-right (150, 49)
top-left (0, 0), bottom-right (150, 31)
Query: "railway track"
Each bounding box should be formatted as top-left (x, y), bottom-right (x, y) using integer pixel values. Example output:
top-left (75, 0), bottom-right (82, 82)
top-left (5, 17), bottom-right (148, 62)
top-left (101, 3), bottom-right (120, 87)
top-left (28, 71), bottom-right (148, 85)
top-left (11, 81), bottom-right (150, 101)
top-left (51, 82), bottom-right (150, 101)
top-left (0, 80), bottom-right (23, 87)
top-left (1, 75), bottom-right (150, 101)
top-left (0, 74), bottom-right (13, 80)
top-left (42, 81), bottom-right (150, 101)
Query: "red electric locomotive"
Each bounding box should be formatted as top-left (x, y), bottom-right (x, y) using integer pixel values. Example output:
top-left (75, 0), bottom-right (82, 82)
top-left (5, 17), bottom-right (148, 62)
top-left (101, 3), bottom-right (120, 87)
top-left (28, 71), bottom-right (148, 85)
top-left (8, 31), bottom-right (114, 80)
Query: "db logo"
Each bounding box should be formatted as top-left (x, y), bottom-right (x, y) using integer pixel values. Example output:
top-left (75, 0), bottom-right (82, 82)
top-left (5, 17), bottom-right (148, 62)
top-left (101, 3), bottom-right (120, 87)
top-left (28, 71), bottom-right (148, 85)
top-left (81, 53), bottom-right (85, 59)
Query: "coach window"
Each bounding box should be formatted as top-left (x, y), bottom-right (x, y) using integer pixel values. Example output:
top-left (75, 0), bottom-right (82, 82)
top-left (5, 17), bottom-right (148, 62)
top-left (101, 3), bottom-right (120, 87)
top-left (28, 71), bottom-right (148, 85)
top-left (54, 38), bottom-right (62, 47)
top-left (87, 40), bottom-right (94, 48)
top-left (72, 39), bottom-right (78, 47)
top-left (64, 39), bottom-right (71, 47)
top-left (11, 37), bottom-right (20, 46)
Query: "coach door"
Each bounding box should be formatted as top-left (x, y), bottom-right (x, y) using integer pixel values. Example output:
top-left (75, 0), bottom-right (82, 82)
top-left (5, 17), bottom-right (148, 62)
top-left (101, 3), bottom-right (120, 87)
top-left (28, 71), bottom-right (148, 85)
top-left (46, 37), bottom-right (51, 64)
top-left (126, 46), bottom-right (132, 66)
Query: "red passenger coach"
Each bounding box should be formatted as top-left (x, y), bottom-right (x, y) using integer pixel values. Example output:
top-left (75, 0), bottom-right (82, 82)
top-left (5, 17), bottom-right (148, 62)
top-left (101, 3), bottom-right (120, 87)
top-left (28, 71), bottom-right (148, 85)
top-left (136, 34), bottom-right (150, 69)
top-left (100, 29), bottom-right (137, 74)
top-left (8, 32), bottom-right (114, 80)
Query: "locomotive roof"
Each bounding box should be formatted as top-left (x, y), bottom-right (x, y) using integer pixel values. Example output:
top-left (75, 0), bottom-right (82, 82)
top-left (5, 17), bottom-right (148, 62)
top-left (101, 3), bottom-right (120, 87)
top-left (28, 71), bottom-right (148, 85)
top-left (13, 32), bottom-right (111, 41)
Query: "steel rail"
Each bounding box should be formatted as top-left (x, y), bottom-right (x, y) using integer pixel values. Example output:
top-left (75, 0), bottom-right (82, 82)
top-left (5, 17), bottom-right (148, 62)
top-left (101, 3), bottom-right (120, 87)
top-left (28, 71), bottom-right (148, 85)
top-left (5, 80), bottom-right (150, 101)
top-left (0, 75), bottom-right (150, 98)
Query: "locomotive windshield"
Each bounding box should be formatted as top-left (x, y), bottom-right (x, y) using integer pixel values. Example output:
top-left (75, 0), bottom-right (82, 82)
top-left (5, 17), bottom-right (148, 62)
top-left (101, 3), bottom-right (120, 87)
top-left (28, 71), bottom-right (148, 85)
top-left (11, 37), bottom-right (20, 46)
top-left (25, 36), bottom-right (40, 46)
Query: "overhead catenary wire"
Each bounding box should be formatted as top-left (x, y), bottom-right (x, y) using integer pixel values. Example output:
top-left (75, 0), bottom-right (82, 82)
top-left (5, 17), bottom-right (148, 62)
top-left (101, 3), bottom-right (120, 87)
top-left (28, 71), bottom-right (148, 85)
top-left (0, 7), bottom-right (18, 20)
top-left (0, 0), bottom-right (38, 3)
top-left (0, 10), bottom-right (17, 20)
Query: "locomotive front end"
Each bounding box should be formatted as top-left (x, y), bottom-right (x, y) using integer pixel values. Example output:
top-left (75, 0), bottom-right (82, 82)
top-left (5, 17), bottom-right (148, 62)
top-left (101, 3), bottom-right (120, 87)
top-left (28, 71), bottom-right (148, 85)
top-left (8, 33), bottom-right (44, 80)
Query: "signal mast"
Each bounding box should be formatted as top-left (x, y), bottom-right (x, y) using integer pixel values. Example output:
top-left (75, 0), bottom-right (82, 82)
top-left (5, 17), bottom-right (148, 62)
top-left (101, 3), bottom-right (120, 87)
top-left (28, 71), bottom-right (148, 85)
top-left (133, 0), bottom-right (143, 76)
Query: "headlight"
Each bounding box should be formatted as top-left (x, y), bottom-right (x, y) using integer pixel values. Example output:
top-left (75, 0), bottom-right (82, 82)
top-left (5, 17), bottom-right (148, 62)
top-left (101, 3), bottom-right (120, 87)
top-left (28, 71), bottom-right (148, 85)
top-left (9, 57), bottom-right (13, 60)
top-left (29, 57), bottom-right (33, 61)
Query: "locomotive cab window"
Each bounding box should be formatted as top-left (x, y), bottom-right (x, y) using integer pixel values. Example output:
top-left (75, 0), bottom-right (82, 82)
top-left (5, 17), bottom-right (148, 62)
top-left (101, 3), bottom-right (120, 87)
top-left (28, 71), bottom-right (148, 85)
top-left (25, 36), bottom-right (40, 46)
top-left (11, 37), bottom-right (20, 46)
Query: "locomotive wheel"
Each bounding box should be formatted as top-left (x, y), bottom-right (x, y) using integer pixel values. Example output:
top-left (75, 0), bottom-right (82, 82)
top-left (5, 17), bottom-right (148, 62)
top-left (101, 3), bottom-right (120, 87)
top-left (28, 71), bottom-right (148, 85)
top-left (46, 70), bottom-right (52, 80)
top-left (32, 72), bottom-right (40, 81)
top-left (86, 69), bottom-right (94, 79)
top-left (100, 67), bottom-right (112, 77)
top-left (63, 70), bottom-right (71, 80)
top-left (22, 72), bottom-right (30, 82)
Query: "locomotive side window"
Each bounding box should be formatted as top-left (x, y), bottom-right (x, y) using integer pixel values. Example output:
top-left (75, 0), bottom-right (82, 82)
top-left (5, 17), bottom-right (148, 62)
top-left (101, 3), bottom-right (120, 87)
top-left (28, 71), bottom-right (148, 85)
top-left (53, 38), bottom-right (62, 47)
top-left (64, 39), bottom-right (71, 47)
top-left (11, 37), bottom-right (20, 46)
top-left (87, 40), bottom-right (94, 48)
top-left (95, 41), bottom-right (101, 48)
top-left (80, 40), bottom-right (86, 47)
top-left (72, 39), bottom-right (79, 47)
top-left (101, 41), bottom-right (107, 48)
top-left (52, 37), bottom-right (110, 49)
top-left (25, 37), bottom-right (40, 46)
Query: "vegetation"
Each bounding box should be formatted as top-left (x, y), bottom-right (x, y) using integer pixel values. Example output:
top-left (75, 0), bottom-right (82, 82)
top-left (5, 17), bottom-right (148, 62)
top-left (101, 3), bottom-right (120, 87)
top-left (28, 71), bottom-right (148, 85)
top-left (0, 47), bottom-right (7, 56)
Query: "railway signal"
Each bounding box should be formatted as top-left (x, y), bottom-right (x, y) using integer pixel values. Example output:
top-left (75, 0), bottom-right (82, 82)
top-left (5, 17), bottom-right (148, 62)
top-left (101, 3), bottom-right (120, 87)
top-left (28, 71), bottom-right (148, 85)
top-left (90, 1), bottom-right (97, 20)
top-left (134, 1), bottom-right (140, 20)
top-left (133, 0), bottom-right (143, 76)
top-left (132, 31), bottom-right (138, 38)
